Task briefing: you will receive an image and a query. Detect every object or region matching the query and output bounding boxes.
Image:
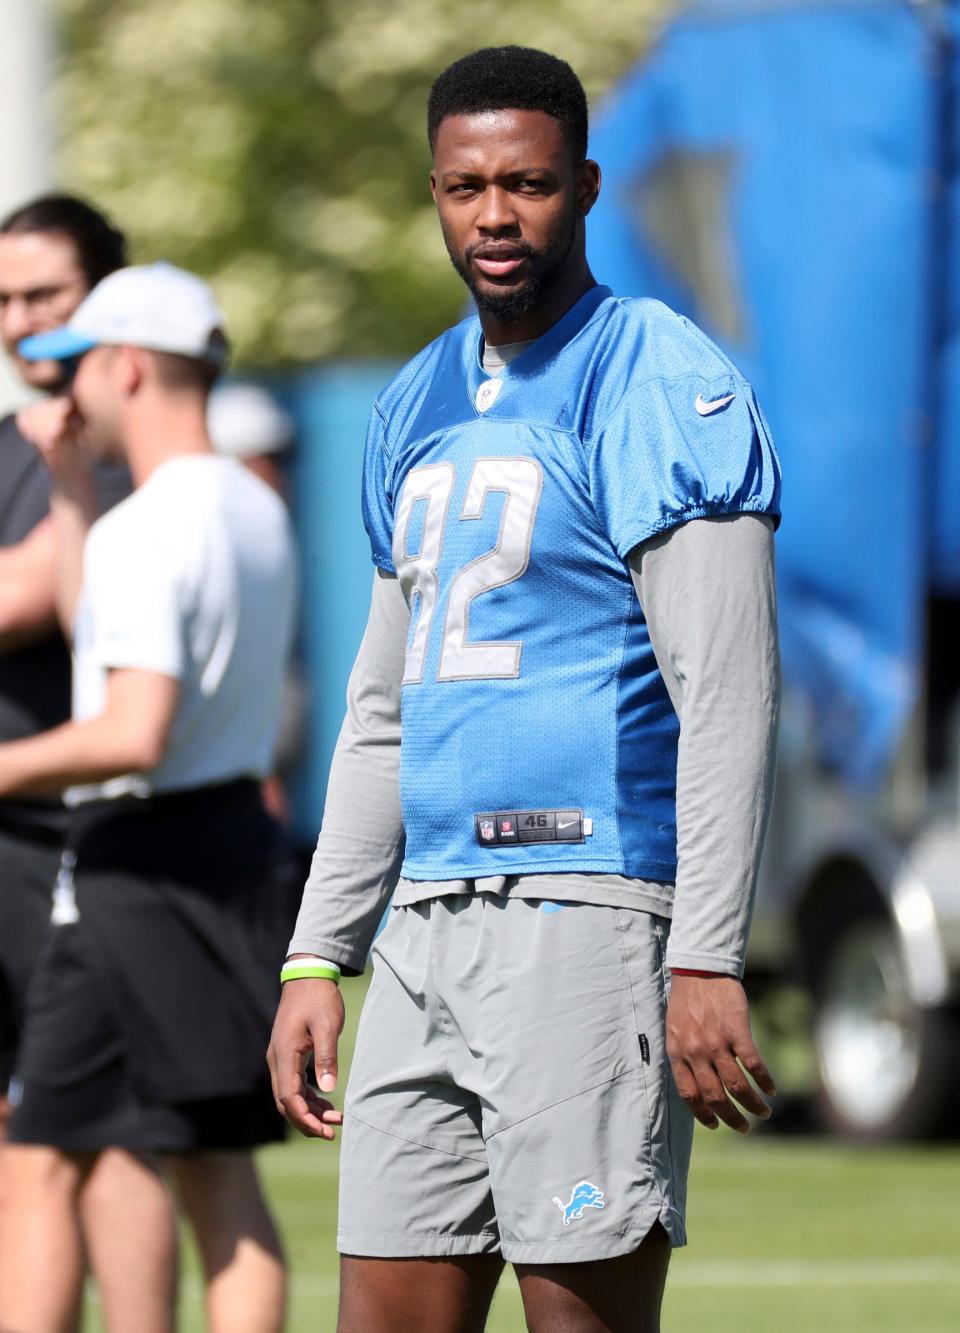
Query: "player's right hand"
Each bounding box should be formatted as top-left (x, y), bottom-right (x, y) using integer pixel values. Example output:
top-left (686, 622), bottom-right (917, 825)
top-left (267, 978), bottom-right (346, 1140)
top-left (666, 975), bottom-right (776, 1134)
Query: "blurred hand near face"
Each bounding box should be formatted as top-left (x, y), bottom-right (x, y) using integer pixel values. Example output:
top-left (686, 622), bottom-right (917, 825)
top-left (17, 396), bottom-right (90, 487)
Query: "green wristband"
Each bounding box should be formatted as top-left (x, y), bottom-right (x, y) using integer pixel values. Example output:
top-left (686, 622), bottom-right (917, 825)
top-left (280, 961), bottom-right (341, 985)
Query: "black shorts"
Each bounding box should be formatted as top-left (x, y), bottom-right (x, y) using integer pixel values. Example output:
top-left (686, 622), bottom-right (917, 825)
top-left (9, 921), bottom-right (283, 1152)
top-left (0, 816), bottom-right (61, 1090)
top-left (8, 780), bottom-right (300, 1153)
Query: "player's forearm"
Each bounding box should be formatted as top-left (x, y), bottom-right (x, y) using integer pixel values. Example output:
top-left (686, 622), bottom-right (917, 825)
top-left (287, 724), bottom-right (404, 973)
top-left (0, 712), bottom-right (161, 797)
top-left (631, 514), bottom-right (780, 976)
top-left (666, 654), bottom-right (778, 976)
top-left (288, 569), bottom-right (408, 973)
top-left (49, 481), bottom-right (100, 638)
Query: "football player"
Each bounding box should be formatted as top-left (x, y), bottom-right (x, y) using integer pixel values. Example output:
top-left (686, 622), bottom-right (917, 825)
top-left (269, 45), bottom-right (781, 1333)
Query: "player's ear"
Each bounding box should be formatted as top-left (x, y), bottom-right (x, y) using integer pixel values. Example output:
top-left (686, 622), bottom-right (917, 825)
top-left (429, 169), bottom-right (439, 204)
top-left (576, 159), bottom-right (601, 217)
top-left (115, 346), bottom-right (143, 396)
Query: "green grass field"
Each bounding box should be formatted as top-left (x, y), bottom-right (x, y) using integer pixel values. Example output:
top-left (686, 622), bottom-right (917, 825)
top-left (85, 972), bottom-right (960, 1331)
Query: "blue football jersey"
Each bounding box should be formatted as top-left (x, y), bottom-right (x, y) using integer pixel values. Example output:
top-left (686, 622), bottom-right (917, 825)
top-left (362, 286), bottom-right (781, 880)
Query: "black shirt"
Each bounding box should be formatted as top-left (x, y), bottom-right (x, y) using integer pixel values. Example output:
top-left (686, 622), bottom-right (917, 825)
top-left (0, 412), bottom-right (130, 831)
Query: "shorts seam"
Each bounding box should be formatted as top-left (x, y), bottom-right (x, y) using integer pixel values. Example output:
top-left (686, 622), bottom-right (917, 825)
top-left (347, 1111), bottom-right (486, 1164)
top-left (652, 918), bottom-right (680, 1198)
top-left (484, 1069), bottom-right (632, 1142)
top-left (615, 908), bottom-right (666, 1220)
top-left (614, 908), bottom-right (654, 1161)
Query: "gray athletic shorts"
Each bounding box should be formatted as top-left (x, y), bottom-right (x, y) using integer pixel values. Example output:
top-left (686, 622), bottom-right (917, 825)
top-left (338, 894), bottom-right (694, 1264)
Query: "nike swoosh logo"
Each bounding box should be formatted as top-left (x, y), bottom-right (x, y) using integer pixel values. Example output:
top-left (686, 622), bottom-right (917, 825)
top-left (557, 819), bottom-right (579, 830)
top-left (695, 392), bottom-right (736, 416)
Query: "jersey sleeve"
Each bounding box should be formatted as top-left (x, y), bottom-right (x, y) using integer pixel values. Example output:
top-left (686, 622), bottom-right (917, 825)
top-left (588, 373), bottom-right (781, 559)
top-left (361, 403), bottom-right (396, 573)
top-left (83, 517), bottom-right (185, 679)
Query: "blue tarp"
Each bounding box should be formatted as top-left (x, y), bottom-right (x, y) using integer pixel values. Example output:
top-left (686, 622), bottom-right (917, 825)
top-left (587, 0), bottom-right (942, 788)
top-left (285, 365), bottom-right (396, 843)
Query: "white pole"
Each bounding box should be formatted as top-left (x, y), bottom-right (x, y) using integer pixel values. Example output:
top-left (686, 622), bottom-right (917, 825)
top-left (0, 0), bottom-right (56, 414)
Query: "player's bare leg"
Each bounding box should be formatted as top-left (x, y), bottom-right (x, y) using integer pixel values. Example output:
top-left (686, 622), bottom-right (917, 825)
top-left (0, 1145), bottom-right (89, 1333)
top-left (337, 1254), bottom-right (505, 1333)
top-left (168, 1151), bottom-right (286, 1333)
top-left (79, 1149), bottom-right (178, 1333)
top-left (516, 1222), bottom-right (672, 1333)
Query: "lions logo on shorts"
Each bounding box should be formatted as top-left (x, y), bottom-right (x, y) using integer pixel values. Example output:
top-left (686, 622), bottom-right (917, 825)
top-left (552, 1180), bottom-right (606, 1226)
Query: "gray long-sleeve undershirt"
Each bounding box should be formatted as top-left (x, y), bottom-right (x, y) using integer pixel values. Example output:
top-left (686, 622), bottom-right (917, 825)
top-left (288, 513), bottom-right (780, 977)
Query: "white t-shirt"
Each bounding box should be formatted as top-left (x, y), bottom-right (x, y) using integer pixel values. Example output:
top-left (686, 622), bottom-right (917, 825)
top-left (69, 454), bottom-right (298, 803)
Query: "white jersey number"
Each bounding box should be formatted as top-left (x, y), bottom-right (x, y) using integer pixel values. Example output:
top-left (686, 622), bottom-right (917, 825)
top-left (393, 457), bottom-right (543, 684)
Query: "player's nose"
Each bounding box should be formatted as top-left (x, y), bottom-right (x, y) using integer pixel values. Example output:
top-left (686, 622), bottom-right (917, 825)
top-left (476, 185), bottom-right (520, 234)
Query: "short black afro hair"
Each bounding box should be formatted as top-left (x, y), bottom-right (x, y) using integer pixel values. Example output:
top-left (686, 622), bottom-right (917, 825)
top-left (428, 46), bottom-right (588, 162)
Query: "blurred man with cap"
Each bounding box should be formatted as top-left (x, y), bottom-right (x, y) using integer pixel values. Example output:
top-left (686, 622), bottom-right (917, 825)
top-left (0, 195), bottom-right (156, 1323)
top-left (0, 262), bottom-right (298, 1333)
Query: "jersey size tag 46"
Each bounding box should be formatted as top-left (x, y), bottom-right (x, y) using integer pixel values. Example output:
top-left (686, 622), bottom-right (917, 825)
top-left (475, 809), bottom-right (590, 846)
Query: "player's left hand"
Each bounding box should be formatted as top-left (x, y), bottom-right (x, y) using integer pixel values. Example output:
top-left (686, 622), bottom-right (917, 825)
top-left (666, 975), bottom-right (776, 1133)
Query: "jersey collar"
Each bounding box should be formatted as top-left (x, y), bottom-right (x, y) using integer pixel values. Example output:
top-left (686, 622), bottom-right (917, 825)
top-left (467, 284), bottom-right (613, 414)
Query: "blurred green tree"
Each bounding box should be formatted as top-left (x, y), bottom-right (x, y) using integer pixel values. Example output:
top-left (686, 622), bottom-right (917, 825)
top-left (56, 0), bottom-right (665, 366)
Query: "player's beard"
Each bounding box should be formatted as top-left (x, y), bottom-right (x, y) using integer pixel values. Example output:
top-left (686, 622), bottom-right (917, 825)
top-left (446, 206), bottom-right (579, 323)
